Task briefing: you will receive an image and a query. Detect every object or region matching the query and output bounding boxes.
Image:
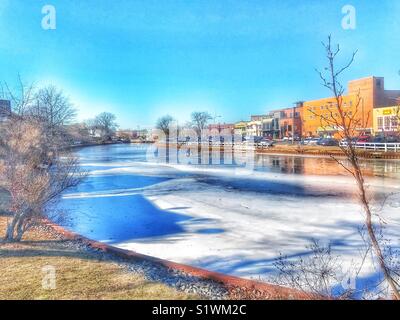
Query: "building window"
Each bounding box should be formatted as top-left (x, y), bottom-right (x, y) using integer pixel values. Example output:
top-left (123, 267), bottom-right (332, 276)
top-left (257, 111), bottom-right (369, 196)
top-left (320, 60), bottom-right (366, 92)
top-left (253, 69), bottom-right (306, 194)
top-left (377, 117), bottom-right (383, 130)
top-left (378, 115), bottom-right (399, 132)
top-left (384, 116), bottom-right (391, 130)
top-left (391, 116), bottom-right (398, 128)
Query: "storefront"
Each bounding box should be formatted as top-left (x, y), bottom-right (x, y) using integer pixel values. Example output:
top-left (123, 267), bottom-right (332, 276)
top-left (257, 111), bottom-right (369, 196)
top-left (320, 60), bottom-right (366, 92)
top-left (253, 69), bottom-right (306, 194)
top-left (373, 106), bottom-right (400, 134)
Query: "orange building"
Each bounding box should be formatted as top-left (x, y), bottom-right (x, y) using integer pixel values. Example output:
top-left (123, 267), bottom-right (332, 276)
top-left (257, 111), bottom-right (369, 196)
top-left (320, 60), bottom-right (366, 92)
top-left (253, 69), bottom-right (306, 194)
top-left (302, 76), bottom-right (400, 137)
top-left (278, 104), bottom-right (303, 138)
top-left (302, 95), bottom-right (359, 137)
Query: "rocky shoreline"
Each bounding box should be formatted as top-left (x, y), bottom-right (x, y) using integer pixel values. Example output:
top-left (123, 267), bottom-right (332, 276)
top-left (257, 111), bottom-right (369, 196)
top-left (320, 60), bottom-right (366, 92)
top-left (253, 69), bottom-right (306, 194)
top-left (38, 219), bottom-right (312, 300)
top-left (35, 221), bottom-right (230, 300)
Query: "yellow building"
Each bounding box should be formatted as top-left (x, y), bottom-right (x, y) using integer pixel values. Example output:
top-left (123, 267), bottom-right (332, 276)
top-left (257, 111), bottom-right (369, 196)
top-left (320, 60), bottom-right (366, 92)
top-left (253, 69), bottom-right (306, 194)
top-left (234, 121), bottom-right (248, 136)
top-left (246, 120), bottom-right (263, 137)
top-left (373, 106), bottom-right (399, 134)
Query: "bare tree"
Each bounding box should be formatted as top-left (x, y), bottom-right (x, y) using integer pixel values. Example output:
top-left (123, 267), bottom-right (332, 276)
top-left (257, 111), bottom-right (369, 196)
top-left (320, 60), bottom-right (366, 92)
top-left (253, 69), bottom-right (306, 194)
top-left (29, 86), bottom-right (77, 135)
top-left (84, 118), bottom-right (97, 133)
top-left (156, 115), bottom-right (174, 137)
top-left (0, 117), bottom-right (85, 242)
top-left (63, 122), bottom-right (94, 145)
top-left (190, 111), bottom-right (212, 138)
top-left (313, 35), bottom-right (400, 299)
top-left (94, 112), bottom-right (118, 140)
top-left (0, 75), bottom-right (36, 117)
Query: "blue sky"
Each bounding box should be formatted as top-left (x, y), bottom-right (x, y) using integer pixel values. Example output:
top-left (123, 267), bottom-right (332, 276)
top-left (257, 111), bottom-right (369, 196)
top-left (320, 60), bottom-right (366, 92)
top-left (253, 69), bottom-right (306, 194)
top-left (0, 0), bottom-right (399, 129)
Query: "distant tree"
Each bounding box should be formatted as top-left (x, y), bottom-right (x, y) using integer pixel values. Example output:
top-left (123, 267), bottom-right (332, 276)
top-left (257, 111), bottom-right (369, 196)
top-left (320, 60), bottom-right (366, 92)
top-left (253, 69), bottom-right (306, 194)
top-left (64, 123), bottom-right (93, 144)
top-left (30, 86), bottom-right (77, 135)
top-left (84, 118), bottom-right (97, 131)
top-left (190, 111), bottom-right (212, 137)
top-left (94, 112), bottom-right (119, 140)
top-left (156, 115), bottom-right (174, 137)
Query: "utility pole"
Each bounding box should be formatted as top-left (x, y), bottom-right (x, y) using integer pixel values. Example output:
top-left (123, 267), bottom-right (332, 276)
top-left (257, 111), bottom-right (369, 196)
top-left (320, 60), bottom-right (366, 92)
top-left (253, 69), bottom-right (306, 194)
top-left (292, 105), bottom-right (295, 145)
top-left (213, 112), bottom-right (221, 124)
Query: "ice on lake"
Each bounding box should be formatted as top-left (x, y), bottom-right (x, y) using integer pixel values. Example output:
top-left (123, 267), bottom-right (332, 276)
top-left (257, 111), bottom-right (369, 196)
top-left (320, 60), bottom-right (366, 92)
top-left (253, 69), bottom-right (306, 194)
top-left (58, 143), bottom-right (400, 294)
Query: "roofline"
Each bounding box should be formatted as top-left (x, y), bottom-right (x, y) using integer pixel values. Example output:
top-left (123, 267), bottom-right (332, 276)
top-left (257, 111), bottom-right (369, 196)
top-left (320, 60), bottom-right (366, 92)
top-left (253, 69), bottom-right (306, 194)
top-left (348, 76), bottom-right (383, 83)
top-left (303, 93), bottom-right (359, 104)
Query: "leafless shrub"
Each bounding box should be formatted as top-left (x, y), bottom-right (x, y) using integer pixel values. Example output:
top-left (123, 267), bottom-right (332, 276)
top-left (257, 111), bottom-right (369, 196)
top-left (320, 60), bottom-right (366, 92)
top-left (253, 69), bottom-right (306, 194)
top-left (312, 35), bottom-right (400, 299)
top-left (273, 240), bottom-right (355, 299)
top-left (0, 82), bottom-right (86, 242)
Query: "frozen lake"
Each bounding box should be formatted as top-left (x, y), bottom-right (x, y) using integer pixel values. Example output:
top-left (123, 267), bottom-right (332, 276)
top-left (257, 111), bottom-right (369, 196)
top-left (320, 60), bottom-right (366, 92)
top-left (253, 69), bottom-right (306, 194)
top-left (58, 143), bottom-right (400, 291)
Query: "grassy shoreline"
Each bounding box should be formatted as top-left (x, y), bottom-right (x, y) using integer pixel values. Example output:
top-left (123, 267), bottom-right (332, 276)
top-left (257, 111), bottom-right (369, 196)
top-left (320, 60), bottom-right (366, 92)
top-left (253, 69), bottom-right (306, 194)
top-left (0, 209), bottom-right (199, 300)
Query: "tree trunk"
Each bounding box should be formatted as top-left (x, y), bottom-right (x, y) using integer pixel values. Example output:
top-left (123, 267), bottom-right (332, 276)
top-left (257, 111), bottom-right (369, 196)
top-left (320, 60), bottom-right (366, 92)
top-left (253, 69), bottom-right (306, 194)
top-left (5, 214), bottom-right (20, 241)
top-left (4, 211), bottom-right (31, 242)
top-left (355, 174), bottom-right (400, 300)
top-left (15, 216), bottom-right (27, 242)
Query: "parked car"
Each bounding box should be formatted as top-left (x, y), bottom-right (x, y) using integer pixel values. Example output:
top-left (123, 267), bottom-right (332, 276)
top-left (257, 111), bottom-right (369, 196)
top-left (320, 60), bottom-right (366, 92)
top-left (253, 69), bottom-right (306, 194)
top-left (303, 137), bottom-right (318, 145)
top-left (371, 135), bottom-right (400, 143)
top-left (259, 138), bottom-right (275, 147)
top-left (385, 135), bottom-right (400, 143)
top-left (356, 135), bottom-right (372, 143)
top-left (244, 136), bottom-right (263, 143)
top-left (317, 138), bottom-right (338, 146)
top-left (307, 137), bottom-right (323, 146)
top-left (372, 136), bottom-right (386, 143)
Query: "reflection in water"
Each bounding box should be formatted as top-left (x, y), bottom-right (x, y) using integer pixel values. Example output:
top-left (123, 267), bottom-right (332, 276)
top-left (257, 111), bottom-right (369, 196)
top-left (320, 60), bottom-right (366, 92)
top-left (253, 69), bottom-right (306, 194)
top-left (153, 143), bottom-right (400, 178)
top-left (253, 153), bottom-right (400, 178)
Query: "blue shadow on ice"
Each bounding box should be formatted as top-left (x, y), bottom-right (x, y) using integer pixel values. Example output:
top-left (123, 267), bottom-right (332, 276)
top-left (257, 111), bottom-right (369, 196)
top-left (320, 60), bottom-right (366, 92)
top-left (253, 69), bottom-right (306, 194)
top-left (59, 194), bottom-right (191, 244)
